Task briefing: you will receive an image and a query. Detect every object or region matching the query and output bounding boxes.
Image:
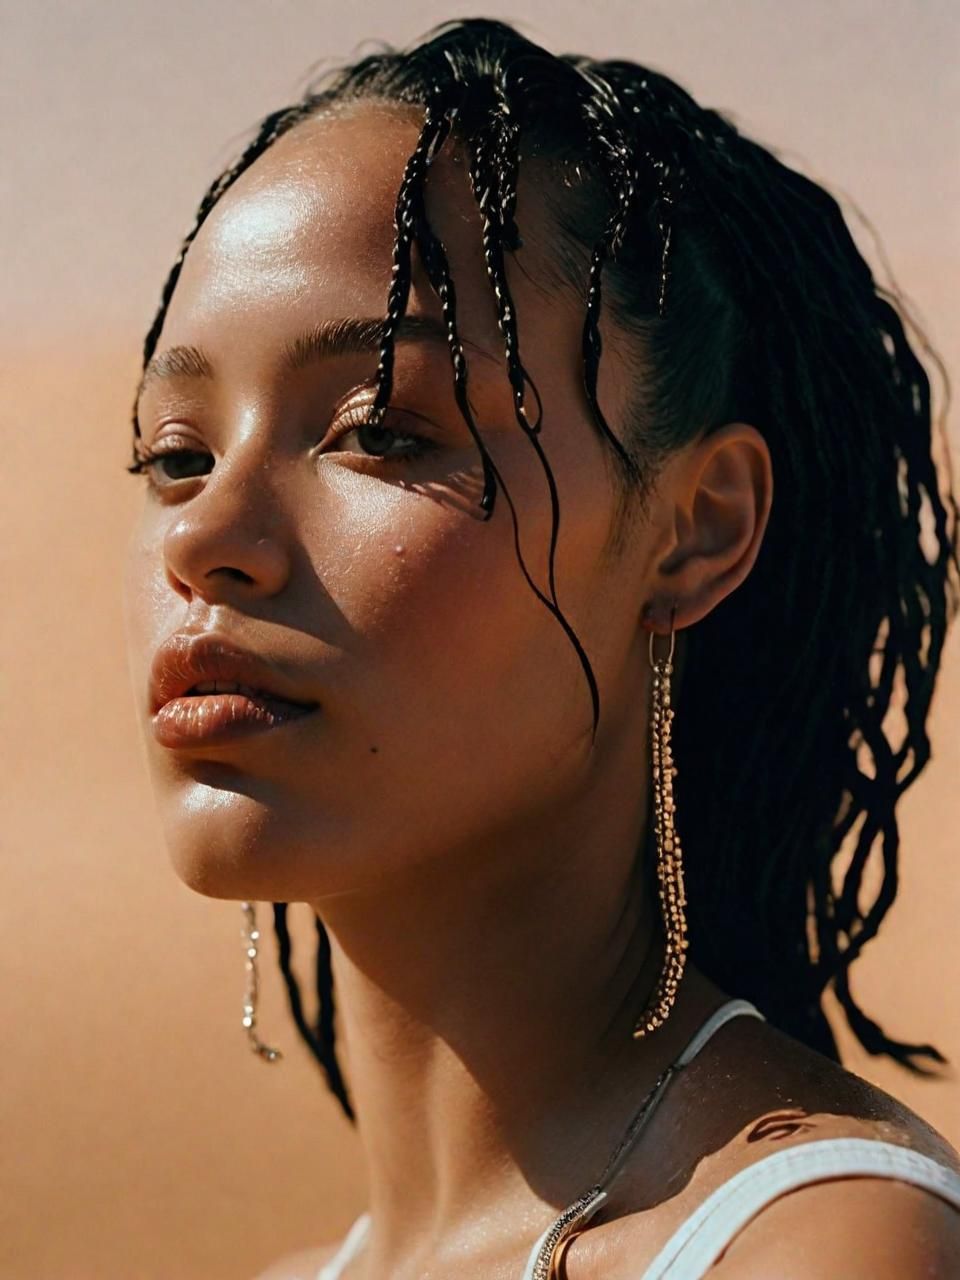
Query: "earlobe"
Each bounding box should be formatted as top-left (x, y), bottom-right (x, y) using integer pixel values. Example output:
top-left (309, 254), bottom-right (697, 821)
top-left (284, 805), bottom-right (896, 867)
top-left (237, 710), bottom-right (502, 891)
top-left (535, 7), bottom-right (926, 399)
top-left (645, 423), bottom-right (773, 633)
top-left (640, 597), bottom-right (678, 635)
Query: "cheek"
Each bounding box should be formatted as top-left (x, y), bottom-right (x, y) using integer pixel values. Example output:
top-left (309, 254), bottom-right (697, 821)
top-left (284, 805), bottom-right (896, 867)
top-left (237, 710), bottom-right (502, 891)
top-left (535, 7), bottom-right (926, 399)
top-left (319, 477), bottom-right (530, 691)
top-left (316, 471), bottom-right (599, 780)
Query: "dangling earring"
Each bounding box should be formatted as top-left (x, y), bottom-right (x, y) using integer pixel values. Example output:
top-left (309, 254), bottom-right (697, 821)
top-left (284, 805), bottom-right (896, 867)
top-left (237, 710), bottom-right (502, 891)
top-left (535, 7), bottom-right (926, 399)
top-left (240, 901), bottom-right (283, 1062)
top-left (633, 604), bottom-right (689, 1039)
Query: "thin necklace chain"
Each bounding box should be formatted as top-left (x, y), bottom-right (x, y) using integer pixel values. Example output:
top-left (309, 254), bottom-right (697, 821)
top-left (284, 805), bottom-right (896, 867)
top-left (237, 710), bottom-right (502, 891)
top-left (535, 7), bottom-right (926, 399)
top-left (528, 1053), bottom-right (684, 1280)
top-left (530, 999), bottom-right (765, 1279)
top-left (594, 1058), bottom-right (680, 1186)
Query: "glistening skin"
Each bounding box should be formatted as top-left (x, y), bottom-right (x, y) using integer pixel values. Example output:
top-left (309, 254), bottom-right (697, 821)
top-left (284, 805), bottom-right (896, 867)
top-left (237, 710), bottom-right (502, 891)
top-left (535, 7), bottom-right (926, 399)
top-left (123, 102), bottom-right (772, 1266)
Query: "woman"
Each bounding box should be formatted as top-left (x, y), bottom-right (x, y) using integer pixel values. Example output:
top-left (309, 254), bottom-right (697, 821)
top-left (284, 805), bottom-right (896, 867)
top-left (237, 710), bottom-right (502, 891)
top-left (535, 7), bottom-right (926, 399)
top-left (123, 17), bottom-right (960, 1278)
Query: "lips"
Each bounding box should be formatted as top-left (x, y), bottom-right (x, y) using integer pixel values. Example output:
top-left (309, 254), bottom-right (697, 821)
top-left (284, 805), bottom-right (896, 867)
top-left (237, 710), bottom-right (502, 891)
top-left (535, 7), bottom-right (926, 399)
top-left (149, 631), bottom-right (319, 749)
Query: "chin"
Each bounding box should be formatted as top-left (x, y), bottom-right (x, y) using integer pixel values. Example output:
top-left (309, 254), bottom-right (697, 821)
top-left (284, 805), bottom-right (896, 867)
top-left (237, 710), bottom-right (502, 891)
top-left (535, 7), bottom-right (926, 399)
top-left (153, 773), bottom-right (353, 903)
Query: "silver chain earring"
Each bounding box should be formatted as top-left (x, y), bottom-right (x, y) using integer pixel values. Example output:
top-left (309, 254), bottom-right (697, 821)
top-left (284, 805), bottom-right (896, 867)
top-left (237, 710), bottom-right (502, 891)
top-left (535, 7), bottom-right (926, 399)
top-left (240, 901), bottom-right (283, 1062)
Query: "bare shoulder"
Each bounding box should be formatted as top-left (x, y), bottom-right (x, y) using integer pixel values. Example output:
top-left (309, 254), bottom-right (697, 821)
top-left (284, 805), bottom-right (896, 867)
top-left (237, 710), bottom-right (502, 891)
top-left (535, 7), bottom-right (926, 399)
top-left (706, 1174), bottom-right (960, 1277)
top-left (697, 1021), bottom-right (960, 1276)
top-left (562, 1012), bottom-right (960, 1278)
top-left (722, 1013), bottom-right (960, 1172)
top-left (252, 1242), bottom-right (340, 1280)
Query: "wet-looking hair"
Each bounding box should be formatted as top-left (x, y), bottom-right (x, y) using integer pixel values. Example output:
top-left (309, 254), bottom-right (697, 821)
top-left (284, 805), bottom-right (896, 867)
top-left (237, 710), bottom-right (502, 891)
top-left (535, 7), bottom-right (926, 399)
top-left (130, 18), bottom-right (959, 1124)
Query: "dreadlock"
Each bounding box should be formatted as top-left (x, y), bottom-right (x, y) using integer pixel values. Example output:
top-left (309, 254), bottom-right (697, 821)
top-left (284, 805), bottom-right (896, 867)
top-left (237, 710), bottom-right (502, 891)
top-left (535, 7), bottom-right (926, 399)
top-left (129, 18), bottom-right (959, 1124)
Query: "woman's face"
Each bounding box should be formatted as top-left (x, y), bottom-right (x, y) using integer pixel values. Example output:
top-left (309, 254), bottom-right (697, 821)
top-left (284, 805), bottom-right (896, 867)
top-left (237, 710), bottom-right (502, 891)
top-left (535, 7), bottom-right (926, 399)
top-left (123, 103), bottom-right (658, 903)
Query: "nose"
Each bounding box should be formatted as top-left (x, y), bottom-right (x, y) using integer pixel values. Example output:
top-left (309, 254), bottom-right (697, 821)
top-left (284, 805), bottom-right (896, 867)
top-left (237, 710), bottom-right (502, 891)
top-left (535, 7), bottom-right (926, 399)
top-left (162, 439), bottom-right (292, 606)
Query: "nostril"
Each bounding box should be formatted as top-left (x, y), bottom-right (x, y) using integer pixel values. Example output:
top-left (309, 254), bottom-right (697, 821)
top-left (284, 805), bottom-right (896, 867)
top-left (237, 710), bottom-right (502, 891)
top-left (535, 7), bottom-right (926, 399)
top-left (213, 567), bottom-right (255, 584)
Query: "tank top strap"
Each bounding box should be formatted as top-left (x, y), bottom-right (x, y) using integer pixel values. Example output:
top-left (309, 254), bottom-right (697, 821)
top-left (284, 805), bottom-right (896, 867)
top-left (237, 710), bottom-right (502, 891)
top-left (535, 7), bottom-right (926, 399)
top-left (675, 997), bottom-right (765, 1067)
top-left (638, 1137), bottom-right (960, 1279)
top-left (519, 998), bottom-right (765, 1279)
top-left (316, 1212), bottom-right (371, 1280)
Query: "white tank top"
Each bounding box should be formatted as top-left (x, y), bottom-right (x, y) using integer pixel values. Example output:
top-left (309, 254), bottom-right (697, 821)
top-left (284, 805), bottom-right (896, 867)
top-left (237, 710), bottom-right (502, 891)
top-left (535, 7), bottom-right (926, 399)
top-left (315, 998), bottom-right (960, 1279)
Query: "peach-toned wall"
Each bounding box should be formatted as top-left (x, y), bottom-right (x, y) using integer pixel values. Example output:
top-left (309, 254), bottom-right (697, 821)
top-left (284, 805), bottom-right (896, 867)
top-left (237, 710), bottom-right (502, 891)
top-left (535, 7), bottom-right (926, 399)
top-left (3, 4), bottom-right (958, 1278)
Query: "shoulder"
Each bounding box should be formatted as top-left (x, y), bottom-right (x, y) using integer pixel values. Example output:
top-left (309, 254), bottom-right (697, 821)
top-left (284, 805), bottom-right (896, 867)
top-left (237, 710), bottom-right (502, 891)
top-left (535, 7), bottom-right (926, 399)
top-left (703, 1171), bottom-right (960, 1278)
top-left (569, 1013), bottom-right (960, 1278)
top-left (692, 1018), bottom-right (960, 1275)
top-left (252, 1242), bottom-right (340, 1280)
top-left (588, 1169), bottom-right (960, 1279)
top-left (587, 1134), bottom-right (960, 1280)
top-left (685, 1009), bottom-right (960, 1174)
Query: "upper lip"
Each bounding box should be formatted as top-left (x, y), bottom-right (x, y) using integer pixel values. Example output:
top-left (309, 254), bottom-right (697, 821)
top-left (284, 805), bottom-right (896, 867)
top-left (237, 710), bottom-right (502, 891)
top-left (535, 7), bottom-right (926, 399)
top-left (149, 631), bottom-right (319, 715)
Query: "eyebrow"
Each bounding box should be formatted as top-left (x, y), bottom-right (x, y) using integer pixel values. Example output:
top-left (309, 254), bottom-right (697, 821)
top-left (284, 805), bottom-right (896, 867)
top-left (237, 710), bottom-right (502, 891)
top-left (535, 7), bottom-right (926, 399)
top-left (136, 313), bottom-right (498, 408)
top-left (281, 314), bottom-right (454, 371)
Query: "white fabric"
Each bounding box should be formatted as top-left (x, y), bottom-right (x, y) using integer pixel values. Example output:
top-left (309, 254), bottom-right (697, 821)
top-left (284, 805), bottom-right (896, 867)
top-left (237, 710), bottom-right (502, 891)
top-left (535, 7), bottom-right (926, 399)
top-left (639, 1136), bottom-right (960, 1278)
top-left (316, 1212), bottom-right (370, 1280)
top-left (675, 999), bottom-right (762, 1067)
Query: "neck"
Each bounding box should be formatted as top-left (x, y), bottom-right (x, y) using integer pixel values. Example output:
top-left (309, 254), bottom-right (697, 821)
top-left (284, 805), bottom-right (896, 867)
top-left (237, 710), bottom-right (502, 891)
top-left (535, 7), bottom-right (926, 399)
top-left (310, 743), bottom-right (721, 1271)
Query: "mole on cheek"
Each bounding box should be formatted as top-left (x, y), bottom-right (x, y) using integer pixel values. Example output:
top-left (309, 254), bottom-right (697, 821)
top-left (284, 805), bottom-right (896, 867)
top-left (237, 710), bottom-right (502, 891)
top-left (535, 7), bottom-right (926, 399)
top-left (370, 745), bottom-right (379, 754)
top-left (394, 544), bottom-right (405, 557)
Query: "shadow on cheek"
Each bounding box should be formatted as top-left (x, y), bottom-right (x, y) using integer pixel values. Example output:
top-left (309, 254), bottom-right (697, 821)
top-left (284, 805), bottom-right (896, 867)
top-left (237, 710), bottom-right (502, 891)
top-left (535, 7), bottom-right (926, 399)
top-left (397, 464), bottom-right (488, 519)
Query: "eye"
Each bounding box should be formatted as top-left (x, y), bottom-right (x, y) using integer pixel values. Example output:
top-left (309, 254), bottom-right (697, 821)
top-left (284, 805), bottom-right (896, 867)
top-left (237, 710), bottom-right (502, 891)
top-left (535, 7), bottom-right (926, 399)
top-left (323, 403), bottom-right (436, 465)
top-left (128, 436), bottom-right (213, 490)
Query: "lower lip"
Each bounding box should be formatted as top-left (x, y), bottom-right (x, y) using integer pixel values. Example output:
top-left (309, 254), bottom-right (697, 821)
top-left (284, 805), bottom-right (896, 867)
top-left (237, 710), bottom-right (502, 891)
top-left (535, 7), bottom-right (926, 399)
top-left (151, 693), bottom-right (317, 749)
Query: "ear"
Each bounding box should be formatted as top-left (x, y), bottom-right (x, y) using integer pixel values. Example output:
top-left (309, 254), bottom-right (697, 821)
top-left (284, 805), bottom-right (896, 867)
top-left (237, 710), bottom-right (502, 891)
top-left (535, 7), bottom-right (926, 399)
top-left (642, 422), bottom-right (773, 633)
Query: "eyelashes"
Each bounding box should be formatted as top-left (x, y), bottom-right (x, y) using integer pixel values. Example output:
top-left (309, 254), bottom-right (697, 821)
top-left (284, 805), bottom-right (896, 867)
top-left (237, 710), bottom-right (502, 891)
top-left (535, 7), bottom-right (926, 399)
top-left (326, 403), bottom-right (437, 464)
top-left (128, 434), bottom-right (213, 486)
top-left (129, 406), bottom-right (438, 492)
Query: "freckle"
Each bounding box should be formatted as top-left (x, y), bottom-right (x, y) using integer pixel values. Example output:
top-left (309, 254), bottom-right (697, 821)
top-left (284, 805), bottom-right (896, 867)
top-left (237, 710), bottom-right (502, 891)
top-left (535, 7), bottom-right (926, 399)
top-left (370, 746), bottom-right (379, 754)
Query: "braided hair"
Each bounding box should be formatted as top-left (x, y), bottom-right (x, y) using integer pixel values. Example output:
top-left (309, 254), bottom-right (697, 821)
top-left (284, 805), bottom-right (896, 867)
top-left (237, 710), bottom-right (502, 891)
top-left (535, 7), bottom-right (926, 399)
top-left (129, 19), bottom-right (959, 1124)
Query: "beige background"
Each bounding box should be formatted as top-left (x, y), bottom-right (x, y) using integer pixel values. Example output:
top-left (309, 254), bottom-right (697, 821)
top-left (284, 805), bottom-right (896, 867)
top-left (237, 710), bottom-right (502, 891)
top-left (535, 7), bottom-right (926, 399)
top-left (3, 3), bottom-right (959, 1278)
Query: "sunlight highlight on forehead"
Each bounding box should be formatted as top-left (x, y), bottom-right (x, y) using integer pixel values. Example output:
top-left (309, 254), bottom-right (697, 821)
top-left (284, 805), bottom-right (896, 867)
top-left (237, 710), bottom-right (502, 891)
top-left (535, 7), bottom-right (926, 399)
top-left (208, 181), bottom-right (324, 263)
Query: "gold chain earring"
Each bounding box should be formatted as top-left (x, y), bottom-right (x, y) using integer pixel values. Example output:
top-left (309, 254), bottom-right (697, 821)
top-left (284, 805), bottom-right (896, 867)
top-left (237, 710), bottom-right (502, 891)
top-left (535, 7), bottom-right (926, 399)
top-left (633, 605), bottom-right (689, 1039)
top-left (240, 901), bottom-right (283, 1062)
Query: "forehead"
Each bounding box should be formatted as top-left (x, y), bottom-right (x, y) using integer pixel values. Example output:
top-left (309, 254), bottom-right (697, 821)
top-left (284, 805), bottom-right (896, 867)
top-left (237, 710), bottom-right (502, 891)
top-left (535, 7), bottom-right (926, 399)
top-left (172, 105), bottom-right (498, 337)
top-left (231, 104), bottom-right (439, 259)
top-left (165, 100), bottom-right (585, 361)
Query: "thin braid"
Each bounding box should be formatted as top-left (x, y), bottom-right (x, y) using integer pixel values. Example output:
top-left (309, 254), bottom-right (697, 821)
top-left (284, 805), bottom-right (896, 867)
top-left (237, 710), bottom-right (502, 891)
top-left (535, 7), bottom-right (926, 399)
top-left (489, 77), bottom-right (522, 250)
top-left (566, 63), bottom-right (645, 481)
top-left (362, 103), bottom-right (463, 451)
top-left (409, 104), bottom-right (602, 736)
top-left (567, 64), bottom-right (693, 493)
top-left (313, 915), bottom-right (351, 1098)
top-left (833, 621), bottom-right (906, 936)
top-left (462, 94), bottom-right (605, 734)
top-left (475, 84), bottom-right (542, 431)
top-left (273, 905), bottom-right (355, 1120)
top-left (465, 106), bottom-right (565, 579)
